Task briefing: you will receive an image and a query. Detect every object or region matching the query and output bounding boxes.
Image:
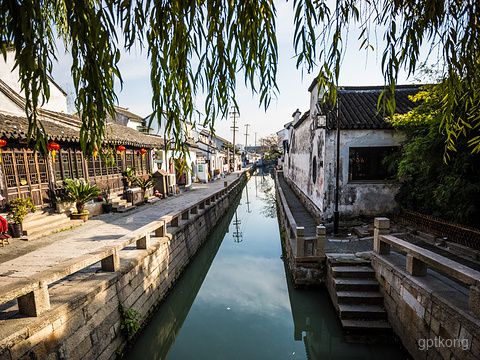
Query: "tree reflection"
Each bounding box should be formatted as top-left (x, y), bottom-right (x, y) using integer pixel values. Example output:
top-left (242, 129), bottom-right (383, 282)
top-left (255, 169), bottom-right (278, 219)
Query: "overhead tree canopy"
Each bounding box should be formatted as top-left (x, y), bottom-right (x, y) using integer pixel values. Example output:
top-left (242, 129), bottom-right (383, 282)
top-left (294, 0), bottom-right (480, 155)
top-left (0, 0), bottom-right (278, 156)
top-left (1, 0), bottom-right (479, 157)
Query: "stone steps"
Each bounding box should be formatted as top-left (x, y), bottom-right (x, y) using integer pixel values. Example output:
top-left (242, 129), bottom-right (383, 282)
top-left (328, 256), bottom-right (392, 339)
top-left (116, 205), bottom-right (136, 213)
top-left (22, 213), bottom-right (71, 235)
top-left (18, 219), bottom-right (85, 241)
top-left (338, 304), bottom-right (388, 320)
top-left (341, 319), bottom-right (392, 330)
top-left (109, 195), bottom-right (135, 213)
top-left (336, 291), bottom-right (384, 305)
top-left (333, 278), bottom-right (379, 292)
top-left (332, 266), bottom-right (375, 279)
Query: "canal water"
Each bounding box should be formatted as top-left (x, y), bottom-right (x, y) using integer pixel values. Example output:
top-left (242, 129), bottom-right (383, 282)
top-left (125, 170), bottom-right (409, 360)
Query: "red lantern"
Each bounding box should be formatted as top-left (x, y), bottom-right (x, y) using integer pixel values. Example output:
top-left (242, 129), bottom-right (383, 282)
top-left (46, 142), bottom-right (60, 163)
top-left (94, 146), bottom-right (98, 161)
top-left (0, 139), bottom-right (6, 163)
top-left (117, 145), bottom-right (126, 158)
top-left (139, 148), bottom-right (147, 159)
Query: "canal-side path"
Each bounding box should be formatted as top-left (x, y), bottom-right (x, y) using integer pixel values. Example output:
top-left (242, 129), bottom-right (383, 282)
top-left (0, 172), bottom-right (244, 267)
top-left (0, 171), bottom-right (245, 318)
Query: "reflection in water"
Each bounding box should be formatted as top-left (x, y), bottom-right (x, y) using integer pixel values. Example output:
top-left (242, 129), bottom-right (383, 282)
top-left (126, 171), bottom-right (409, 360)
top-left (125, 195), bottom-right (242, 360)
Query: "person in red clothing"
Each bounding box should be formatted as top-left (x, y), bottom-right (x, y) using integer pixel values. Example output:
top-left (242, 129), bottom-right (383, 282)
top-left (0, 194), bottom-right (11, 241)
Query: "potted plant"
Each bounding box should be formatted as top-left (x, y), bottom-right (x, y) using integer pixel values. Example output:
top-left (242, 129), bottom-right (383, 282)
top-left (124, 167), bottom-right (137, 188)
top-left (8, 197), bottom-right (37, 237)
top-left (62, 179), bottom-right (101, 221)
top-left (133, 175), bottom-right (156, 202)
top-left (102, 193), bottom-right (113, 213)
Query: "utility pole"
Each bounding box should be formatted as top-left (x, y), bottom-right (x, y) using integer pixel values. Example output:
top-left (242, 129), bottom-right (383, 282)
top-left (244, 124), bottom-right (250, 164)
top-left (334, 92), bottom-right (341, 235)
top-left (230, 106), bottom-right (239, 170)
top-left (254, 132), bottom-right (257, 156)
top-left (232, 211), bottom-right (243, 242)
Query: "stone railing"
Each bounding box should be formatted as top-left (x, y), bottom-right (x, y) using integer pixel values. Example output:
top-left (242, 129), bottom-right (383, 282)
top-left (0, 175), bottom-right (244, 318)
top-left (374, 217), bottom-right (480, 317)
top-left (275, 171), bottom-right (325, 260)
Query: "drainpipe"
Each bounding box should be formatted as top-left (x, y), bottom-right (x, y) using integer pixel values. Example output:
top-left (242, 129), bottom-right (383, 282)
top-left (333, 93), bottom-right (341, 235)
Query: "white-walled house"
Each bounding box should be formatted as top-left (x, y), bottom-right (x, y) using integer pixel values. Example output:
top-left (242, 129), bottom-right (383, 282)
top-left (0, 50), bottom-right (68, 115)
top-left (283, 79), bottom-right (420, 221)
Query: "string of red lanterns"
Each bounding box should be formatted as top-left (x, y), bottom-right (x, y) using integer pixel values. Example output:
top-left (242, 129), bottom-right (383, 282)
top-left (139, 148), bottom-right (147, 159)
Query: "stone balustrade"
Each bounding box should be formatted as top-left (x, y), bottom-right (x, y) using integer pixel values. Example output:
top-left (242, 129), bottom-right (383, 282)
top-left (275, 171), bottom-right (325, 260)
top-left (374, 217), bottom-right (480, 317)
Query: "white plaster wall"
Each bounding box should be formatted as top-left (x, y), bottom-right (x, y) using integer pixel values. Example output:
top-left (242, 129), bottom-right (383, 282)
top-left (0, 50), bottom-right (68, 113)
top-left (284, 114), bottom-right (327, 216)
top-left (0, 92), bottom-right (23, 115)
top-left (323, 128), bottom-right (404, 219)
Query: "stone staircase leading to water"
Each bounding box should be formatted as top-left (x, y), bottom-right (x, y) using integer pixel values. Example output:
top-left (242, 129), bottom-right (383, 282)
top-left (327, 254), bottom-right (393, 343)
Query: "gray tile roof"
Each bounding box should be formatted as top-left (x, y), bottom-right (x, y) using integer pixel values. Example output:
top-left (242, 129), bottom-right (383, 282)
top-left (327, 85), bottom-right (421, 130)
top-left (0, 112), bottom-right (165, 149)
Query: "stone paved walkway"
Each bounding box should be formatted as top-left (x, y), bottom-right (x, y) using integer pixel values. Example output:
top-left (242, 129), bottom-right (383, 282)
top-left (0, 171), bottom-right (245, 289)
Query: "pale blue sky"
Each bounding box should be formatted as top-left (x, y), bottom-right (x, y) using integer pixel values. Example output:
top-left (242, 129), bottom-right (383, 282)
top-left (52, 2), bottom-right (429, 146)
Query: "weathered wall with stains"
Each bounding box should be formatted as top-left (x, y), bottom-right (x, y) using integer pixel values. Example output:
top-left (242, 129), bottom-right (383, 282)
top-left (284, 112), bottom-right (326, 222)
top-left (322, 128), bottom-right (403, 219)
top-left (284, 81), bottom-right (404, 220)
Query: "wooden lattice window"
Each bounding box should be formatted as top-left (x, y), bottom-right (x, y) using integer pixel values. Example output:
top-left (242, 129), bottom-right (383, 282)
top-left (3, 152), bottom-right (16, 188)
top-left (125, 153), bottom-right (133, 169)
top-left (76, 153), bottom-right (84, 178)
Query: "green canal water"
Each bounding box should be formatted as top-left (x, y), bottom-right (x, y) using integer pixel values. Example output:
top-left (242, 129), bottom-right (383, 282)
top-left (125, 171), bottom-right (409, 360)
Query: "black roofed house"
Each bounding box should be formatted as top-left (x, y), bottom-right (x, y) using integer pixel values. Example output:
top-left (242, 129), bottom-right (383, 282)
top-left (0, 49), bottom-right (164, 211)
top-left (282, 79), bottom-right (421, 221)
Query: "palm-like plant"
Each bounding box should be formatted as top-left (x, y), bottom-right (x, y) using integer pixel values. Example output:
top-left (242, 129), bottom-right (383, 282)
top-left (133, 175), bottom-right (156, 197)
top-left (62, 179), bottom-right (101, 214)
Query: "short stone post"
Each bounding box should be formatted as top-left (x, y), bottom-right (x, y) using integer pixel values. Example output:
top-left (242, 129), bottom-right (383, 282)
top-left (316, 225), bottom-right (326, 257)
top-left (224, 181), bottom-right (228, 187)
top-left (295, 226), bottom-right (305, 258)
top-left (155, 222), bottom-right (166, 237)
top-left (101, 250), bottom-right (119, 272)
top-left (374, 217), bottom-right (391, 255)
top-left (171, 216), bottom-right (180, 227)
top-left (406, 254), bottom-right (427, 276)
top-left (469, 286), bottom-right (480, 317)
top-left (18, 283), bottom-right (50, 317)
top-left (136, 233), bottom-right (150, 249)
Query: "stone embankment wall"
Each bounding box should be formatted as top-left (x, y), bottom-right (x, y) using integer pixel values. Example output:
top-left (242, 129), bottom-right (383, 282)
top-left (0, 173), bottom-right (248, 360)
top-left (372, 254), bottom-right (480, 360)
